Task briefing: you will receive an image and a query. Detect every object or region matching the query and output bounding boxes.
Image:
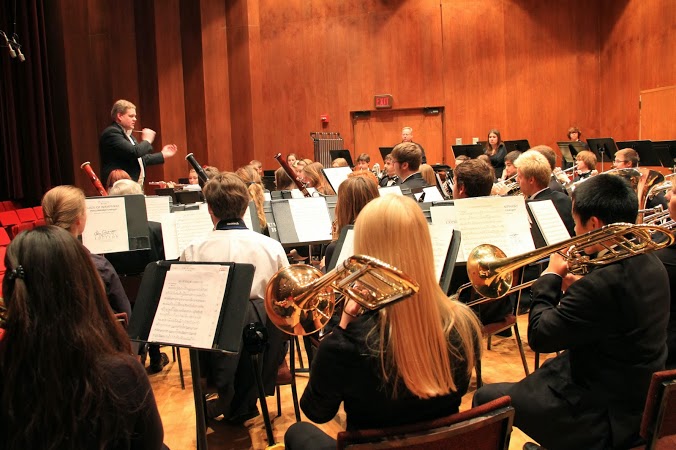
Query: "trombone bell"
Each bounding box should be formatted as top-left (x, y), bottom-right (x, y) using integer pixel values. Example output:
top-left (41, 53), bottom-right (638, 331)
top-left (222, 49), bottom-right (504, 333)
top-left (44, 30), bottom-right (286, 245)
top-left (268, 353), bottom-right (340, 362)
top-left (467, 244), bottom-right (513, 299)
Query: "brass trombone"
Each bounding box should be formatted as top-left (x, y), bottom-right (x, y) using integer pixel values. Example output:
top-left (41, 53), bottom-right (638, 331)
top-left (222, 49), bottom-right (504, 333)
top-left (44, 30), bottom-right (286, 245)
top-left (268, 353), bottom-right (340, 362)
top-left (265, 255), bottom-right (419, 336)
top-left (464, 223), bottom-right (674, 299)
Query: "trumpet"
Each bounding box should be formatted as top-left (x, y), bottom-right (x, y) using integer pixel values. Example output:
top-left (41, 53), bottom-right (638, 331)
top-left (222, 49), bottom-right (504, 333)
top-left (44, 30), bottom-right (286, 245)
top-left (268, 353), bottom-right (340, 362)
top-left (493, 173), bottom-right (520, 196)
top-left (464, 222), bottom-right (674, 299)
top-left (264, 255), bottom-right (419, 336)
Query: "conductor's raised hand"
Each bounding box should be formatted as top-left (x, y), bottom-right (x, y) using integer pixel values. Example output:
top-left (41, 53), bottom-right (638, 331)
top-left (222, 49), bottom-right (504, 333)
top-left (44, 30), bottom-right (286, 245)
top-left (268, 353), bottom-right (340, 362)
top-left (141, 128), bottom-right (156, 144)
top-left (161, 144), bottom-right (178, 159)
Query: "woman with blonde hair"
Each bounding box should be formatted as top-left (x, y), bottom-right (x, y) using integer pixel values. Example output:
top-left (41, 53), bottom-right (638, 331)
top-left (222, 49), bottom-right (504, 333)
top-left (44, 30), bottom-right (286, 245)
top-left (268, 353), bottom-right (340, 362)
top-left (235, 165), bottom-right (267, 233)
top-left (419, 163), bottom-right (437, 186)
top-left (300, 162), bottom-right (335, 195)
top-left (41, 185), bottom-right (131, 318)
top-left (274, 166), bottom-right (295, 191)
top-left (285, 195), bottom-right (482, 449)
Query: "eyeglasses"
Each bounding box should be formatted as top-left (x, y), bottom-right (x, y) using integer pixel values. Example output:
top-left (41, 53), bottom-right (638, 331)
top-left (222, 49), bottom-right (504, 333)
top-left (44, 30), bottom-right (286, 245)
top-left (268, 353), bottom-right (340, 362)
top-left (614, 159), bottom-right (628, 163)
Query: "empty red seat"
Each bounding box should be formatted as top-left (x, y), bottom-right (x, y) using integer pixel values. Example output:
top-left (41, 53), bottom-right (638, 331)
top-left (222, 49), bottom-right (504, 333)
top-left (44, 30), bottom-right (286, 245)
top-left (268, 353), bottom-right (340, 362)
top-left (0, 228), bottom-right (9, 246)
top-left (0, 211), bottom-right (20, 227)
top-left (33, 206), bottom-right (44, 219)
top-left (1, 201), bottom-right (20, 211)
top-left (16, 208), bottom-right (37, 223)
top-left (10, 222), bottom-right (35, 238)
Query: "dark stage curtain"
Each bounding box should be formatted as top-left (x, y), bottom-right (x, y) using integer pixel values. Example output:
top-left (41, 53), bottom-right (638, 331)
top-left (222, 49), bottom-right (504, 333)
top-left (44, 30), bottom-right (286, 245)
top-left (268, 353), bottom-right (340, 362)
top-left (0, 0), bottom-right (64, 206)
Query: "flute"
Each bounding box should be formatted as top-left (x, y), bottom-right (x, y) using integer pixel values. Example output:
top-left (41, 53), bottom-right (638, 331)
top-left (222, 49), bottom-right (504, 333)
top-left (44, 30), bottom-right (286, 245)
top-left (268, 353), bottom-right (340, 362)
top-left (80, 162), bottom-right (108, 196)
top-left (274, 153), bottom-right (311, 197)
top-left (185, 153), bottom-right (209, 184)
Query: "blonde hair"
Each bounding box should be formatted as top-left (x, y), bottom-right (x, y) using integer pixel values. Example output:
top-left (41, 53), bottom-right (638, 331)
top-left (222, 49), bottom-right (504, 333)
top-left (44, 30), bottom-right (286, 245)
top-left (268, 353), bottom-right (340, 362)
top-left (110, 99), bottom-right (135, 121)
top-left (235, 165), bottom-right (267, 230)
top-left (353, 195), bottom-right (481, 398)
top-left (42, 185), bottom-right (86, 234)
top-left (302, 162), bottom-right (335, 195)
top-left (514, 150), bottom-right (551, 188)
top-left (419, 164), bottom-right (436, 186)
top-left (108, 179), bottom-right (143, 196)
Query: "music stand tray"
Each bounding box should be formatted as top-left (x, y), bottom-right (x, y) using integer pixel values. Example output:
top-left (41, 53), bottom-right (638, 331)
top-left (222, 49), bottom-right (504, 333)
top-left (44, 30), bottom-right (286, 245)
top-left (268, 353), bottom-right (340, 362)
top-left (504, 140), bottom-right (531, 152)
top-left (329, 150), bottom-right (354, 167)
top-left (653, 141), bottom-right (676, 168)
top-left (586, 137), bottom-right (619, 161)
top-left (452, 144), bottom-right (484, 159)
top-left (379, 147), bottom-right (394, 162)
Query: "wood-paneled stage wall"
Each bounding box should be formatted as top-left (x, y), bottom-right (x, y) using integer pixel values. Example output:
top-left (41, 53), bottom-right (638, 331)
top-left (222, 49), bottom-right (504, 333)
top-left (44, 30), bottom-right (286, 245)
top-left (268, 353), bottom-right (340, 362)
top-left (44, 0), bottom-right (676, 195)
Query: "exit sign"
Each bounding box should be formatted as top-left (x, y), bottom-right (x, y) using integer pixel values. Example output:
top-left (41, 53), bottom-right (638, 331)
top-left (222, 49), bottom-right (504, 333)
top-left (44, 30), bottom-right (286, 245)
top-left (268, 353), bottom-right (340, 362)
top-left (374, 94), bottom-right (393, 109)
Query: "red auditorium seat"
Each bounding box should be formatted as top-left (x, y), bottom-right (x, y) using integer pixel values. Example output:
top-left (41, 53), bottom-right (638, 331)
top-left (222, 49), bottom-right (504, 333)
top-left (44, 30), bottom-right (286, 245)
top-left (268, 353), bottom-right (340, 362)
top-left (16, 208), bottom-right (38, 223)
top-left (0, 211), bottom-right (20, 228)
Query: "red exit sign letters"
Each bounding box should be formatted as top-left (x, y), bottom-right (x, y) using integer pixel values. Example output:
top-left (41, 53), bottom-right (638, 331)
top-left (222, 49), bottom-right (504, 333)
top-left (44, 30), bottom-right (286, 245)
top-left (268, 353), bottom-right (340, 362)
top-left (374, 94), bottom-right (393, 109)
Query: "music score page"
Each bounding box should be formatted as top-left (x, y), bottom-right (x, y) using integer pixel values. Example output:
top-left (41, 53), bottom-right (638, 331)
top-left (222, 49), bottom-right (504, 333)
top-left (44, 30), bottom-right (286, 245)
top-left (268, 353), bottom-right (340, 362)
top-left (148, 264), bottom-right (229, 349)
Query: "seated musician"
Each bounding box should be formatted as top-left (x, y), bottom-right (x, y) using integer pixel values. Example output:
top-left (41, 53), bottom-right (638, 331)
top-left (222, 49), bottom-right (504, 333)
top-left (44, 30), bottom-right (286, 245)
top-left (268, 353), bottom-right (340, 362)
top-left (531, 145), bottom-right (567, 194)
top-left (106, 168), bottom-right (132, 191)
top-left (275, 166), bottom-right (295, 191)
top-left (452, 159), bottom-right (513, 328)
top-left (300, 162), bottom-right (336, 195)
top-left (41, 185), bottom-right (132, 319)
top-left (284, 195), bottom-right (482, 450)
top-left (419, 163), bottom-right (437, 187)
top-left (235, 165), bottom-right (268, 234)
top-left (378, 154), bottom-right (398, 187)
top-left (474, 173), bottom-right (670, 450)
top-left (655, 182), bottom-right (676, 369)
top-left (567, 126), bottom-right (590, 149)
top-left (614, 148), bottom-right (668, 211)
top-left (188, 168), bottom-right (199, 185)
top-left (392, 142), bottom-right (428, 190)
top-left (354, 153), bottom-right (370, 171)
top-left (0, 226), bottom-right (165, 449)
top-left (331, 157), bottom-right (349, 168)
top-left (492, 150), bottom-right (521, 195)
top-left (572, 150), bottom-right (598, 181)
top-left (181, 172), bottom-right (289, 424)
top-left (515, 150), bottom-right (575, 236)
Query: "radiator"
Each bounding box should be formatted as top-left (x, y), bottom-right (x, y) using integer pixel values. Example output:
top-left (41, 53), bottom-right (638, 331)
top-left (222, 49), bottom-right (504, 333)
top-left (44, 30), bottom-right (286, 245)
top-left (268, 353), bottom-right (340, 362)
top-left (310, 132), bottom-right (343, 167)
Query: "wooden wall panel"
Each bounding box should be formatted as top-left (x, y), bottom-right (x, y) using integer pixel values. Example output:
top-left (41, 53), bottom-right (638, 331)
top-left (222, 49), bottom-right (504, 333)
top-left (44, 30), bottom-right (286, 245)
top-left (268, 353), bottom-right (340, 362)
top-left (639, 0), bottom-right (676, 91)
top-left (640, 86), bottom-right (676, 140)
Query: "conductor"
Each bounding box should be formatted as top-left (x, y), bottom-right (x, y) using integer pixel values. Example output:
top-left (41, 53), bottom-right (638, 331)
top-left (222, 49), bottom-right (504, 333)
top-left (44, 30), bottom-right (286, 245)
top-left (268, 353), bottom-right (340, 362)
top-left (99, 99), bottom-right (178, 185)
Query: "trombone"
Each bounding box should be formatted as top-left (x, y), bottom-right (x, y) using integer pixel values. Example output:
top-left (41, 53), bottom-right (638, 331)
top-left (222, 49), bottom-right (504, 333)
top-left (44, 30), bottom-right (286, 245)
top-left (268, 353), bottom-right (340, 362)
top-left (462, 222), bottom-right (674, 300)
top-left (265, 255), bottom-right (419, 336)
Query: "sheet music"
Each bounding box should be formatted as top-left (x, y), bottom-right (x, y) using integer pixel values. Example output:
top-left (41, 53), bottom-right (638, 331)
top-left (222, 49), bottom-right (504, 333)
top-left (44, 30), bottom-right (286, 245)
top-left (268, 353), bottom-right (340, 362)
top-left (323, 167), bottom-right (353, 193)
top-left (148, 264), bottom-right (230, 348)
top-left (243, 205), bottom-right (253, 230)
top-left (160, 209), bottom-right (214, 259)
top-left (428, 224), bottom-right (454, 281)
top-left (454, 196), bottom-right (535, 259)
top-left (82, 197), bottom-right (130, 254)
top-left (527, 200), bottom-right (571, 245)
top-left (145, 196), bottom-right (171, 223)
top-left (160, 213), bottom-right (179, 260)
top-left (422, 186), bottom-right (445, 202)
top-left (290, 188), bottom-right (317, 199)
top-left (288, 197), bottom-right (332, 242)
top-left (378, 186), bottom-right (403, 196)
top-left (430, 204), bottom-right (465, 261)
top-left (335, 224), bottom-right (453, 282)
top-left (264, 192), bottom-right (272, 202)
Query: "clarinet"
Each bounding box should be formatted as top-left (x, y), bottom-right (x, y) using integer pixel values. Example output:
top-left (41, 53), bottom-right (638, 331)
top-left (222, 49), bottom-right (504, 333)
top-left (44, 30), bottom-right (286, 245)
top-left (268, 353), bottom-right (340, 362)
top-left (80, 162), bottom-right (108, 196)
top-left (185, 153), bottom-right (209, 184)
top-left (274, 153), bottom-right (311, 197)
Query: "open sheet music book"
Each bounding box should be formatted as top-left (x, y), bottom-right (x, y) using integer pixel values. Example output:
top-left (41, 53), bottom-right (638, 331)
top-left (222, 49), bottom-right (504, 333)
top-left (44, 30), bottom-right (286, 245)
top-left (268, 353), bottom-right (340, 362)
top-left (83, 195), bottom-right (150, 254)
top-left (160, 208), bottom-right (214, 259)
top-left (432, 196), bottom-right (535, 261)
top-left (148, 264), bottom-right (230, 348)
top-left (271, 197), bottom-right (333, 245)
top-left (322, 166), bottom-right (353, 193)
top-left (144, 196), bottom-right (171, 223)
top-left (527, 200), bottom-right (571, 245)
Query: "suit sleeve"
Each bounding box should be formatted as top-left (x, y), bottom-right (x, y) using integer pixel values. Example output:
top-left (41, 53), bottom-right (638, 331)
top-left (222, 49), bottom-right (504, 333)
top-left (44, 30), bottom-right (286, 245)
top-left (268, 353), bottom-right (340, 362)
top-left (100, 127), bottom-right (154, 161)
top-left (141, 152), bottom-right (165, 169)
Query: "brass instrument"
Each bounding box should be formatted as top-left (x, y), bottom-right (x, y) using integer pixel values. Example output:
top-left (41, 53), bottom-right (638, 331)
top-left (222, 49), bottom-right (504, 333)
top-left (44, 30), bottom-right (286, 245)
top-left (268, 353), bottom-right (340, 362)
top-left (493, 173), bottom-right (520, 196)
top-left (642, 205), bottom-right (676, 229)
top-left (647, 173), bottom-right (676, 201)
top-left (465, 222), bottom-right (674, 299)
top-left (265, 255), bottom-right (419, 336)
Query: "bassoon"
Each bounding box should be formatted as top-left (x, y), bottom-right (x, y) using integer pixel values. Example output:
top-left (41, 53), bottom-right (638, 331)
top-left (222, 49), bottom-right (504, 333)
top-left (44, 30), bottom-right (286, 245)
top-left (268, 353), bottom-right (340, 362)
top-left (80, 162), bottom-right (108, 196)
top-left (274, 153), bottom-right (311, 197)
top-left (185, 153), bottom-right (209, 184)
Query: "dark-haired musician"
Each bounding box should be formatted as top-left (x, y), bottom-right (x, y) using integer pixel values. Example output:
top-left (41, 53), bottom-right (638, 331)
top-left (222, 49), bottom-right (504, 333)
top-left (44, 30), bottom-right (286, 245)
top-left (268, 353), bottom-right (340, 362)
top-left (391, 142), bottom-right (428, 190)
top-left (474, 173), bottom-right (669, 450)
top-left (655, 182), bottom-right (676, 369)
top-left (99, 99), bottom-right (178, 185)
top-left (181, 172), bottom-right (288, 424)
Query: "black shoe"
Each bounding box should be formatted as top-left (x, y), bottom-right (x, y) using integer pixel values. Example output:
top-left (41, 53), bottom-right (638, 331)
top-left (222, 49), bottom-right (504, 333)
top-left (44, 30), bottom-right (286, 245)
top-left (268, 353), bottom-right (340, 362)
top-left (206, 397), bottom-right (225, 420)
top-left (495, 328), bottom-right (513, 338)
top-left (149, 353), bottom-right (169, 374)
top-left (225, 408), bottom-right (260, 425)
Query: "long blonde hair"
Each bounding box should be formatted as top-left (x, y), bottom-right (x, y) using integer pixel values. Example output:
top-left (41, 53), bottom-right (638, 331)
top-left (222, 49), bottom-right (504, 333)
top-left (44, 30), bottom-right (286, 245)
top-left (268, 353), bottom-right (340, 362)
top-left (41, 185), bottom-right (86, 234)
top-left (235, 165), bottom-right (267, 230)
top-left (353, 195), bottom-right (481, 398)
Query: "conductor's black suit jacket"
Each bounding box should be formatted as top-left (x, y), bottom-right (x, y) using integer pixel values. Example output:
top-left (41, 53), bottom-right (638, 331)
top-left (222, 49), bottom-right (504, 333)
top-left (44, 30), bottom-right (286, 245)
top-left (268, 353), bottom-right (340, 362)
top-left (509, 253), bottom-right (669, 449)
top-left (99, 122), bottom-right (165, 183)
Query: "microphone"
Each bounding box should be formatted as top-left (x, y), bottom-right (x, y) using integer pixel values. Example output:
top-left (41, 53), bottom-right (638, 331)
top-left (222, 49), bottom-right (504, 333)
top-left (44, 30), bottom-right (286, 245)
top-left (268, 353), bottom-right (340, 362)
top-left (1, 32), bottom-right (16, 58)
top-left (12, 38), bottom-right (24, 62)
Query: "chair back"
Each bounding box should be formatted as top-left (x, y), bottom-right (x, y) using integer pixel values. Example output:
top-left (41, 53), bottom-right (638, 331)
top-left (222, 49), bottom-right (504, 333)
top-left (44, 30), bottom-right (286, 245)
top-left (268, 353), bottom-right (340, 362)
top-left (641, 369), bottom-right (676, 449)
top-left (336, 396), bottom-right (513, 449)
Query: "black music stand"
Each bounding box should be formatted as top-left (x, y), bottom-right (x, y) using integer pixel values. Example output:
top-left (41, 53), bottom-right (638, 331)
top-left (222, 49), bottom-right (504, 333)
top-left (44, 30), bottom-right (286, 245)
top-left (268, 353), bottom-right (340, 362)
top-left (556, 141), bottom-right (588, 166)
top-left (653, 141), bottom-right (676, 168)
top-left (616, 140), bottom-right (662, 166)
top-left (504, 140), bottom-right (531, 152)
top-left (586, 137), bottom-right (619, 162)
top-left (128, 261), bottom-right (264, 450)
top-left (379, 147), bottom-right (394, 162)
top-left (329, 149), bottom-right (354, 167)
top-left (451, 144), bottom-right (485, 159)
top-left (270, 198), bottom-right (333, 247)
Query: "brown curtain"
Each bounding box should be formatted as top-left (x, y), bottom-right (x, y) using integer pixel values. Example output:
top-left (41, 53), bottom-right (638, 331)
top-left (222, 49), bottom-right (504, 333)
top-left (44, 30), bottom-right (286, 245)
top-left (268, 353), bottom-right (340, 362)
top-left (0, 0), bottom-right (65, 206)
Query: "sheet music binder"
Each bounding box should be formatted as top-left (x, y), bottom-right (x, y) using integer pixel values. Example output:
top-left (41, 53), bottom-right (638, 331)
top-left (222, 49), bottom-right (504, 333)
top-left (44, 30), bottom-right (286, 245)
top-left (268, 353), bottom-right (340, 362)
top-left (85, 194), bottom-right (151, 252)
top-left (127, 260), bottom-right (255, 354)
top-left (269, 198), bottom-right (333, 246)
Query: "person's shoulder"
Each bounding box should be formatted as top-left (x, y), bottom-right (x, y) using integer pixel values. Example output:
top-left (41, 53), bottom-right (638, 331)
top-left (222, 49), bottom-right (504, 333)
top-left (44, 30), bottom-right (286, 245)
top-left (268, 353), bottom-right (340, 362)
top-left (101, 123), bottom-right (123, 136)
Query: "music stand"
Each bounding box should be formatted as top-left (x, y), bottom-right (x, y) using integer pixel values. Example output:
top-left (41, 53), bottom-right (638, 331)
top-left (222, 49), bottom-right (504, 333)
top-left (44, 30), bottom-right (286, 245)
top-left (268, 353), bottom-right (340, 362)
top-left (128, 260), bottom-right (256, 450)
top-left (504, 140), bottom-right (531, 152)
top-left (329, 149), bottom-right (354, 167)
top-left (586, 137), bottom-right (619, 162)
top-left (556, 141), bottom-right (588, 165)
top-left (653, 141), bottom-right (676, 168)
top-left (616, 140), bottom-right (663, 166)
top-left (379, 147), bottom-right (394, 162)
top-left (451, 144), bottom-right (485, 159)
